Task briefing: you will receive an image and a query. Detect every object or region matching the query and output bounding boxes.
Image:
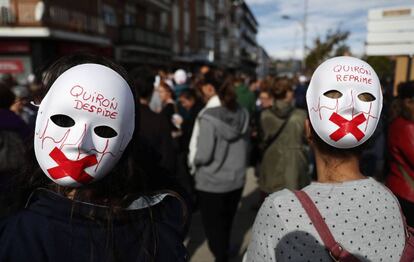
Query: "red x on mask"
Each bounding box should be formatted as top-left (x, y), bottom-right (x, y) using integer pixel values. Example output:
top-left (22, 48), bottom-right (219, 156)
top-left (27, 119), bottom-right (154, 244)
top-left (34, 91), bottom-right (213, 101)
top-left (47, 147), bottom-right (98, 184)
top-left (329, 112), bottom-right (366, 142)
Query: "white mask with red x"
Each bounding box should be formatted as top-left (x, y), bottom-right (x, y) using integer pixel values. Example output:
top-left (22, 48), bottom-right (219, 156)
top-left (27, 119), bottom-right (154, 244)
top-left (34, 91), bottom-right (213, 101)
top-left (34, 64), bottom-right (135, 187)
top-left (306, 56), bottom-right (382, 149)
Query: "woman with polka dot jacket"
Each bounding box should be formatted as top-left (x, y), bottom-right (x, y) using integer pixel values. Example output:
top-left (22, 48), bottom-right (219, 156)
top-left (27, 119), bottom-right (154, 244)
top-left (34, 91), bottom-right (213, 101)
top-left (246, 57), bottom-right (407, 261)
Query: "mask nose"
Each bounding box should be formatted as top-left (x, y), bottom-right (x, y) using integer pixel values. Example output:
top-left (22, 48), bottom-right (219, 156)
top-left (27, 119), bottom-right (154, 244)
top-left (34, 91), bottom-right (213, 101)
top-left (77, 125), bottom-right (95, 154)
top-left (337, 89), bottom-right (357, 119)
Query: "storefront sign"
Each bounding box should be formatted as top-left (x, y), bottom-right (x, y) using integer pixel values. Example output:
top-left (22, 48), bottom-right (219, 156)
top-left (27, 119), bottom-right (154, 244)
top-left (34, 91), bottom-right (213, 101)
top-left (0, 41), bottom-right (30, 53)
top-left (0, 60), bottom-right (24, 73)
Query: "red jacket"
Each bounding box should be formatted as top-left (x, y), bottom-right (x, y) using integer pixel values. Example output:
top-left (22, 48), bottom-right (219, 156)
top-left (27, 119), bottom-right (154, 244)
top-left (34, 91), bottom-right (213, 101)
top-left (386, 116), bottom-right (414, 202)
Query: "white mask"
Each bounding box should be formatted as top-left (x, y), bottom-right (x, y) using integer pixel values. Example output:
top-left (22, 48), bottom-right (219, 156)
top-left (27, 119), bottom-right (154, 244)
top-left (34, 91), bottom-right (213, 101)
top-left (34, 64), bottom-right (135, 187)
top-left (306, 56), bottom-right (382, 149)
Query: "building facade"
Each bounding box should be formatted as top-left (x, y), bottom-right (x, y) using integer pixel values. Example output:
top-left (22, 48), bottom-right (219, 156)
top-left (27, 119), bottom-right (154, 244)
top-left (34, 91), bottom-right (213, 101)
top-left (365, 6), bottom-right (414, 94)
top-left (116, 0), bottom-right (173, 69)
top-left (0, 0), bottom-right (117, 82)
top-left (229, 0), bottom-right (258, 74)
top-left (0, 0), bottom-right (262, 80)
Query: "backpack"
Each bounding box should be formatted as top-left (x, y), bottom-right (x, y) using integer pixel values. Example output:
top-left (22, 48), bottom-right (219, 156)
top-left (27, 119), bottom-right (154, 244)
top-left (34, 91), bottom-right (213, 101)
top-left (294, 190), bottom-right (414, 262)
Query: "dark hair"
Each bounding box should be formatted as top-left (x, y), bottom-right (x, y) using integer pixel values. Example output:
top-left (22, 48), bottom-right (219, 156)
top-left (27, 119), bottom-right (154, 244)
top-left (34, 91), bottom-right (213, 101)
top-left (310, 123), bottom-right (368, 163)
top-left (0, 83), bottom-right (16, 109)
top-left (398, 81), bottom-right (414, 99)
top-left (159, 81), bottom-right (176, 100)
top-left (271, 78), bottom-right (293, 100)
top-left (130, 66), bottom-right (156, 100)
top-left (218, 75), bottom-right (238, 111)
top-left (179, 88), bottom-right (197, 100)
top-left (196, 70), bottom-right (220, 91)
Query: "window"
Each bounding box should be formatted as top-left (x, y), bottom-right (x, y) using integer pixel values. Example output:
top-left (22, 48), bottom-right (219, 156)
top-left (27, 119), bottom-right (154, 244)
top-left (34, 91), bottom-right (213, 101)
top-left (124, 4), bottom-right (136, 26)
top-left (172, 3), bottom-right (179, 30)
top-left (146, 11), bottom-right (154, 29)
top-left (184, 11), bottom-right (190, 34)
top-left (161, 11), bottom-right (168, 32)
top-left (102, 4), bottom-right (117, 26)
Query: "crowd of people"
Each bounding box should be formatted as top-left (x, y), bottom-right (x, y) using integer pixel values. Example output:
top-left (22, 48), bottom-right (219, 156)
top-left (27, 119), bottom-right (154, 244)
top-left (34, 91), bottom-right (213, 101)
top-left (0, 52), bottom-right (413, 262)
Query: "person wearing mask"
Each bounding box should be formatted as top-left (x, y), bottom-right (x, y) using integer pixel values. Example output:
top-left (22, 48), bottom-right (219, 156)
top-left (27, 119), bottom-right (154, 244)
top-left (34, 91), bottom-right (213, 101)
top-left (386, 80), bottom-right (414, 227)
top-left (193, 71), bottom-right (249, 262)
top-left (258, 78), bottom-right (309, 200)
top-left (246, 57), bottom-right (411, 261)
top-left (0, 54), bottom-right (188, 261)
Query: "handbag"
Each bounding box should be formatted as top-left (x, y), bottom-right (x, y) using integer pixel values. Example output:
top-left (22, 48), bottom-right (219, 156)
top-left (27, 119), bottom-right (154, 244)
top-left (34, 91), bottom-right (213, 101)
top-left (293, 190), bottom-right (414, 262)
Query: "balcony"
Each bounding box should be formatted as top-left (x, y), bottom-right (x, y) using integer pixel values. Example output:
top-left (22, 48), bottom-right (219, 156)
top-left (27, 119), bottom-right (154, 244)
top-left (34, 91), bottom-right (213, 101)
top-left (197, 16), bottom-right (215, 30)
top-left (120, 26), bottom-right (171, 50)
top-left (0, 3), bottom-right (105, 36)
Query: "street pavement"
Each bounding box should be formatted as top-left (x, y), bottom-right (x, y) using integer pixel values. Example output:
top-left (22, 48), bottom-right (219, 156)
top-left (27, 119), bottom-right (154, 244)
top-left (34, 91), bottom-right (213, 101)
top-left (186, 168), bottom-right (260, 262)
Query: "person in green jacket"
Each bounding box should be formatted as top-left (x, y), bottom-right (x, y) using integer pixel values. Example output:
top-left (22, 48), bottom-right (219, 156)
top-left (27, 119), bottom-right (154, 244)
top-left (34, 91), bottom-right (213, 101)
top-left (234, 76), bottom-right (256, 115)
top-left (259, 78), bottom-right (310, 198)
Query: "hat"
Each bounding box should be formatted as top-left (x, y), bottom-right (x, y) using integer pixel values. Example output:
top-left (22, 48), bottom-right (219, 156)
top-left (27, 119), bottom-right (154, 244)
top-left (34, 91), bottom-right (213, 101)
top-left (174, 69), bottom-right (187, 85)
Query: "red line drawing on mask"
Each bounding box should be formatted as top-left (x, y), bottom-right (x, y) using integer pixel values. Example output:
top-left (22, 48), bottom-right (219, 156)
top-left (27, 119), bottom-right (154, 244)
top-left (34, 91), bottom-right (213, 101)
top-left (310, 97), bottom-right (339, 120)
top-left (360, 102), bottom-right (378, 132)
top-left (310, 90), bottom-right (378, 130)
top-left (38, 119), bottom-right (123, 175)
top-left (38, 119), bottom-right (70, 149)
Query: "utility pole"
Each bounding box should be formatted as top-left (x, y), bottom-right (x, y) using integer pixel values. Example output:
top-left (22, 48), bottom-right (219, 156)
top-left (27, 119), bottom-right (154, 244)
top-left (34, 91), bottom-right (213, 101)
top-left (303, 0), bottom-right (308, 72)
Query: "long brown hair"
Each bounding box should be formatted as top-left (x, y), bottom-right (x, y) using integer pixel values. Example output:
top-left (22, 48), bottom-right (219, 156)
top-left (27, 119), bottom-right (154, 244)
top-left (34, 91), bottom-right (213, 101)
top-left (218, 75), bottom-right (238, 111)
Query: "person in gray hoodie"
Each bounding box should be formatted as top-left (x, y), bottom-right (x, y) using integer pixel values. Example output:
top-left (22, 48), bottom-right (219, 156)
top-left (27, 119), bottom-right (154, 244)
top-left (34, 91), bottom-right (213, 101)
top-left (194, 71), bottom-right (249, 262)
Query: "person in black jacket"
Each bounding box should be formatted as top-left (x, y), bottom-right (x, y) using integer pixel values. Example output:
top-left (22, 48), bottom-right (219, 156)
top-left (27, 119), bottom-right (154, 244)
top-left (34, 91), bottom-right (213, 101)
top-left (0, 53), bottom-right (188, 262)
top-left (131, 66), bottom-right (176, 175)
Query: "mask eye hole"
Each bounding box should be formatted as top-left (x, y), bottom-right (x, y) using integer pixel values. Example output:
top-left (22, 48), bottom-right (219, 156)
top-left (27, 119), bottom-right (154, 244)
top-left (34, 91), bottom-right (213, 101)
top-left (50, 114), bottom-right (75, 128)
top-left (358, 92), bottom-right (376, 102)
top-left (323, 90), bottom-right (343, 99)
top-left (94, 126), bottom-right (118, 138)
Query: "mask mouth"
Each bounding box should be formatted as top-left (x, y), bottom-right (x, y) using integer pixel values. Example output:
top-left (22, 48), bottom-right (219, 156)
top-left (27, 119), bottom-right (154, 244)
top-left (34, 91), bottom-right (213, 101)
top-left (47, 147), bottom-right (98, 185)
top-left (329, 112), bottom-right (367, 142)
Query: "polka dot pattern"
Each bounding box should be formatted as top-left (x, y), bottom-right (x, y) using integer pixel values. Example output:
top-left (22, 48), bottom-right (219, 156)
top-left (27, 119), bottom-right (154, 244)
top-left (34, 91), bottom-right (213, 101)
top-left (246, 178), bottom-right (405, 262)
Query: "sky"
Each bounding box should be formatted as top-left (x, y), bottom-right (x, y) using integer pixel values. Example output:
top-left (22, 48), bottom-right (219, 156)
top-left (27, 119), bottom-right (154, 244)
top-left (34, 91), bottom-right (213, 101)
top-left (245, 0), bottom-right (413, 60)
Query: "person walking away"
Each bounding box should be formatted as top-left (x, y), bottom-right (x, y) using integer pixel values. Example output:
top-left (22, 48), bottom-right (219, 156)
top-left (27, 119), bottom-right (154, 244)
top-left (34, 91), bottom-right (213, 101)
top-left (188, 72), bottom-right (221, 174)
top-left (386, 80), bottom-right (414, 227)
top-left (258, 78), bottom-right (309, 201)
top-left (246, 56), bottom-right (411, 261)
top-left (193, 72), bottom-right (249, 262)
top-left (130, 67), bottom-right (176, 176)
top-left (234, 75), bottom-right (256, 116)
top-left (177, 89), bottom-right (203, 201)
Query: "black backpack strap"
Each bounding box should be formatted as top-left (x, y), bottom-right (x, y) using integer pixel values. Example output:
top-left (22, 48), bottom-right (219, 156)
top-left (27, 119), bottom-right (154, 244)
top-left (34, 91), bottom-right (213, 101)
top-left (262, 109), bottom-right (293, 153)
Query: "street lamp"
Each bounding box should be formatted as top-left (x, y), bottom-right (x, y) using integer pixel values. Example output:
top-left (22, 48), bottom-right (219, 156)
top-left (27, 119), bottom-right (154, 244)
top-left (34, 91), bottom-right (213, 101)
top-left (281, 0), bottom-right (308, 71)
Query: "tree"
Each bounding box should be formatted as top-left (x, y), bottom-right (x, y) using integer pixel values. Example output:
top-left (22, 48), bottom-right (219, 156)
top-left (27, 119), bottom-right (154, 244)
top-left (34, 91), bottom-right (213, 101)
top-left (365, 56), bottom-right (394, 83)
top-left (304, 29), bottom-right (350, 74)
